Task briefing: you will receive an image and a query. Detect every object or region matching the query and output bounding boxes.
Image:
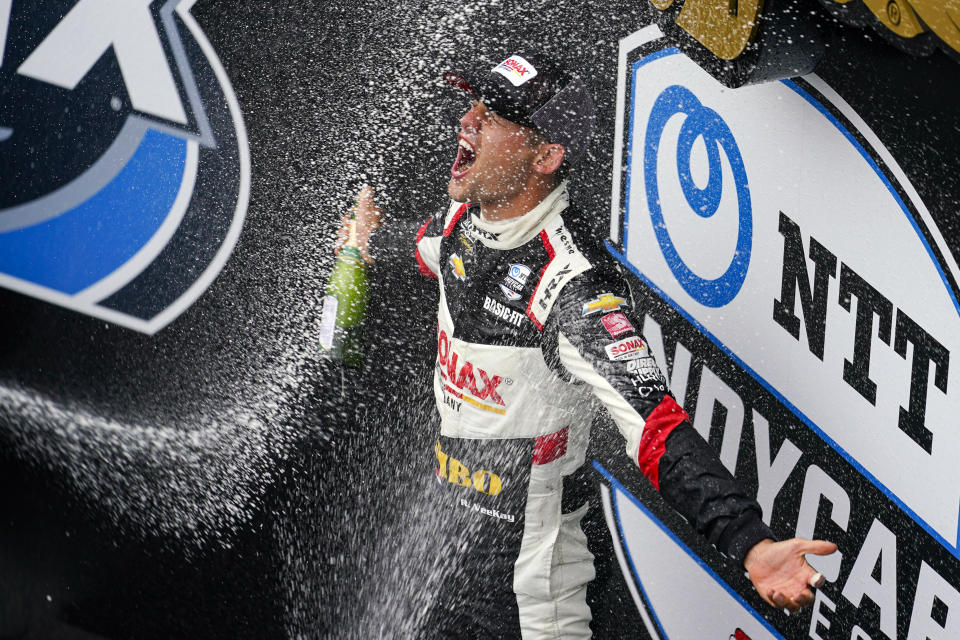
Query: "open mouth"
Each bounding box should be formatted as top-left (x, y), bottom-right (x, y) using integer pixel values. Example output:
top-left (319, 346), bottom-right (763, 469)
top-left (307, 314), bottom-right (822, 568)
top-left (451, 137), bottom-right (476, 179)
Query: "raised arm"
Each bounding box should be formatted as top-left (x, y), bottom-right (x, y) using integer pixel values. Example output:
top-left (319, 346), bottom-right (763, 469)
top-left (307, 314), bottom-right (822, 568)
top-left (335, 187), bottom-right (465, 282)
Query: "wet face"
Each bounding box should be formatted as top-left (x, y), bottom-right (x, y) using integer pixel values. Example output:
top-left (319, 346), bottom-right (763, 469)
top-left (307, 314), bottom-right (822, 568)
top-left (448, 101), bottom-right (540, 205)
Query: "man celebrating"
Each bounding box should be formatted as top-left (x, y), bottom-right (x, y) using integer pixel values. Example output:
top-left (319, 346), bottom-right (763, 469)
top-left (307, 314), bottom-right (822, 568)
top-left (342, 50), bottom-right (834, 638)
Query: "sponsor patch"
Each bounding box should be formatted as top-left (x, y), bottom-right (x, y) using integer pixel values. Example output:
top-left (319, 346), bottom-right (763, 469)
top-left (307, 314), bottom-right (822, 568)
top-left (537, 263), bottom-right (572, 311)
top-left (437, 328), bottom-right (506, 414)
top-left (629, 363), bottom-right (664, 384)
top-left (551, 223), bottom-right (577, 256)
top-left (462, 216), bottom-right (497, 242)
top-left (626, 358), bottom-right (662, 377)
top-left (629, 359), bottom-right (667, 395)
top-left (582, 293), bottom-right (628, 316)
top-left (500, 285), bottom-right (521, 301)
top-left (435, 441), bottom-right (505, 498)
top-left (601, 311), bottom-right (634, 337)
top-left (493, 54), bottom-right (538, 87)
top-left (448, 253), bottom-right (466, 280)
top-left (605, 336), bottom-right (648, 361)
top-left (499, 263), bottom-right (531, 301)
top-left (460, 498), bottom-right (516, 522)
top-left (483, 295), bottom-right (524, 327)
top-left (508, 263), bottom-right (531, 283)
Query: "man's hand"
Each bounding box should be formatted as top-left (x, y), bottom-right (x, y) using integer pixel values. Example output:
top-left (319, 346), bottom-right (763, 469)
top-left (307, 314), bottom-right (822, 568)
top-left (744, 538), bottom-right (837, 612)
top-left (335, 186), bottom-right (382, 264)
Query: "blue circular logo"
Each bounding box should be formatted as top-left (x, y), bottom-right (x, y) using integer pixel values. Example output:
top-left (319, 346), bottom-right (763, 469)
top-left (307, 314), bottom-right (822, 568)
top-left (643, 85), bottom-right (752, 307)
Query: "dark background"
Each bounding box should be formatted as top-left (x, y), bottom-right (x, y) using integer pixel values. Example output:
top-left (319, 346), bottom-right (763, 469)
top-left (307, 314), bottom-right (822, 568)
top-left (2, 1), bottom-right (958, 638)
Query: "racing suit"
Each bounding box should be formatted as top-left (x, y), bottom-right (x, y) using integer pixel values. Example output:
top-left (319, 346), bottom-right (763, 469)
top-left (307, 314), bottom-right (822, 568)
top-left (399, 183), bottom-right (773, 638)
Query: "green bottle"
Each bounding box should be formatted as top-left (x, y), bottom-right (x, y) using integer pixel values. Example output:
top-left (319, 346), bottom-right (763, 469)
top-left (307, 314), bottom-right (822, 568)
top-left (319, 218), bottom-right (369, 366)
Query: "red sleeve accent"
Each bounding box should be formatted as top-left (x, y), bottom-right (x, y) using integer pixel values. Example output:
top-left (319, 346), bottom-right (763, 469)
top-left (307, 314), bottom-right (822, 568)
top-left (414, 216), bottom-right (438, 279)
top-left (637, 395), bottom-right (689, 491)
top-left (442, 203), bottom-right (468, 237)
top-left (525, 229), bottom-right (556, 331)
top-left (532, 426), bottom-right (568, 465)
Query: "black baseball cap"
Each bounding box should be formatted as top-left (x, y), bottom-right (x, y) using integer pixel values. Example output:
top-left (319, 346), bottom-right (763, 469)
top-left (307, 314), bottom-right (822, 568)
top-left (443, 50), bottom-right (595, 166)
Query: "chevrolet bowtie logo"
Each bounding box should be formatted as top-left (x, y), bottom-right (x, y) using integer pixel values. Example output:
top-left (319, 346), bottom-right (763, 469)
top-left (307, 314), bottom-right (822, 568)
top-left (581, 293), bottom-right (627, 316)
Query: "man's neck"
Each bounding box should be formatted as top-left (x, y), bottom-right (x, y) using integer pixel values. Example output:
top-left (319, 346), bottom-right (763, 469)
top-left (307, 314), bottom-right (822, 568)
top-left (479, 177), bottom-right (558, 222)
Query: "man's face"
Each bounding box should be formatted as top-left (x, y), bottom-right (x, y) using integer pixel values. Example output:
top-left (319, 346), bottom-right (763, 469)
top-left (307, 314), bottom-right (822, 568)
top-left (448, 101), bottom-right (540, 204)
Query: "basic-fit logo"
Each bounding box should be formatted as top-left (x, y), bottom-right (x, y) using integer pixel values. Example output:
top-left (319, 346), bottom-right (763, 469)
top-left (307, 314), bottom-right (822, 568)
top-left (0, 0), bottom-right (250, 334)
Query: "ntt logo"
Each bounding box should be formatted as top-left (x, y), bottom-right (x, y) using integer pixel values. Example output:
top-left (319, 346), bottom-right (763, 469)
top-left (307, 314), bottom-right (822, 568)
top-left (643, 83), bottom-right (752, 308)
top-left (613, 30), bottom-right (960, 560)
top-left (0, 0), bottom-right (250, 334)
top-left (606, 26), bottom-right (960, 640)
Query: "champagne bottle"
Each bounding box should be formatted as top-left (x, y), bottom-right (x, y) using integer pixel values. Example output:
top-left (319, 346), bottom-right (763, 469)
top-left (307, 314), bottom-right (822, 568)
top-left (319, 216), bottom-right (369, 366)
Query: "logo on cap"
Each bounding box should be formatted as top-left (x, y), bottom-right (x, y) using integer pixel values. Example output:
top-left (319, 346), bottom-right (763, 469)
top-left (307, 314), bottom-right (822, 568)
top-left (493, 55), bottom-right (538, 87)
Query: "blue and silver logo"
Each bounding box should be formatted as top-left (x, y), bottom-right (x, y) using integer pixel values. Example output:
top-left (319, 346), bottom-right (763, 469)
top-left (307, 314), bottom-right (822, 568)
top-left (500, 263), bottom-right (531, 301)
top-left (0, 0), bottom-right (249, 333)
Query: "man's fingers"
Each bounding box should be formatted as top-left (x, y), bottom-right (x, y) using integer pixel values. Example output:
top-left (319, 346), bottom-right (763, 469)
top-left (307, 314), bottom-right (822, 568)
top-left (358, 186), bottom-right (376, 206)
top-left (353, 187), bottom-right (382, 232)
top-left (766, 591), bottom-right (777, 608)
top-left (768, 590), bottom-right (787, 609)
top-left (798, 539), bottom-right (838, 556)
top-left (773, 590), bottom-right (811, 613)
top-left (808, 571), bottom-right (825, 588)
top-left (356, 186), bottom-right (378, 213)
top-left (794, 587), bottom-right (814, 609)
top-left (768, 580), bottom-right (818, 612)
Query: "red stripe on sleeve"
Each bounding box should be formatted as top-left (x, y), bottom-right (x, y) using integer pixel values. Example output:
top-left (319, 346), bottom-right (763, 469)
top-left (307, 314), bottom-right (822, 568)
top-left (637, 395), bottom-right (689, 491)
top-left (442, 203), bottom-right (468, 237)
top-left (414, 216), bottom-right (438, 279)
top-left (525, 229), bottom-right (556, 331)
top-left (533, 426), bottom-right (568, 465)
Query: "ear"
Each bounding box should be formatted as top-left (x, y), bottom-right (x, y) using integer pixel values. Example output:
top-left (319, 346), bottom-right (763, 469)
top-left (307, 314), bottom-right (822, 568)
top-left (532, 143), bottom-right (565, 175)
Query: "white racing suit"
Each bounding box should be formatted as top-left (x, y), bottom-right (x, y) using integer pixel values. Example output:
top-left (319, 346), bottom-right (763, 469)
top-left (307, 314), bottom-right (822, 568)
top-left (401, 183), bottom-right (772, 638)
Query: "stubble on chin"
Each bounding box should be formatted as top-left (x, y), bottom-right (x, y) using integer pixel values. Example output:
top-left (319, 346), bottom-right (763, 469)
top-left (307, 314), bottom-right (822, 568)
top-left (448, 177), bottom-right (471, 204)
